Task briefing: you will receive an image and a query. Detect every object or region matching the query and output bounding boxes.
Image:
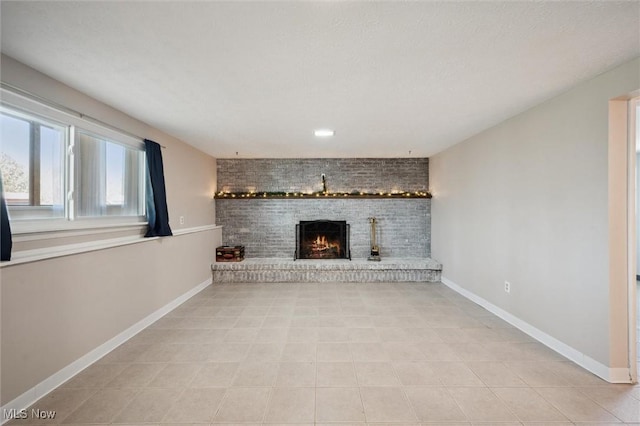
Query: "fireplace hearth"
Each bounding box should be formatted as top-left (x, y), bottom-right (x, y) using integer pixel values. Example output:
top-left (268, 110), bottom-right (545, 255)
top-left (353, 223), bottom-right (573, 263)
top-left (296, 220), bottom-right (350, 260)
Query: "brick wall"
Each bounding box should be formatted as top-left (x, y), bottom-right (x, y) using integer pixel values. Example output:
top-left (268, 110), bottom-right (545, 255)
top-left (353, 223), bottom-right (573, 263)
top-left (217, 158), bottom-right (428, 193)
top-left (216, 158), bottom-right (430, 259)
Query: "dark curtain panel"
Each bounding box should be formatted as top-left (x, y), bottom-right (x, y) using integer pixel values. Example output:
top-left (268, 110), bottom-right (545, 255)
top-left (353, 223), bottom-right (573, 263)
top-left (144, 139), bottom-right (172, 237)
top-left (0, 171), bottom-right (13, 261)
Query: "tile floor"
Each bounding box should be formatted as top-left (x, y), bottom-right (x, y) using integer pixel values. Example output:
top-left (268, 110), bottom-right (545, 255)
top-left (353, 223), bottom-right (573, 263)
top-left (9, 282), bottom-right (640, 425)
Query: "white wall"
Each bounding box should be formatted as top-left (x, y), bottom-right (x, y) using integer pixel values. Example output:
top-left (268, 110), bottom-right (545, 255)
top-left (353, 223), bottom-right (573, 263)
top-left (0, 55), bottom-right (222, 406)
top-left (430, 58), bottom-right (639, 373)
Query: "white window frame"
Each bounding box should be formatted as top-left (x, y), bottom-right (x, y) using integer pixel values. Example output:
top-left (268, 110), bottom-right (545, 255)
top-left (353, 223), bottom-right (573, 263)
top-left (72, 127), bottom-right (147, 221)
top-left (1, 87), bottom-right (147, 237)
top-left (0, 105), bottom-right (69, 215)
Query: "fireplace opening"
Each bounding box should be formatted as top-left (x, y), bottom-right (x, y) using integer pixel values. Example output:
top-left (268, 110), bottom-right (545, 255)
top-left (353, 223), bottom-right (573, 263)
top-left (296, 220), bottom-right (351, 260)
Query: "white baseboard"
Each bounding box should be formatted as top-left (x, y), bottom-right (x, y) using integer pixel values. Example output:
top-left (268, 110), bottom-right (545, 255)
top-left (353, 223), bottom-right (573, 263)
top-left (441, 276), bottom-right (632, 384)
top-left (1, 277), bottom-right (212, 425)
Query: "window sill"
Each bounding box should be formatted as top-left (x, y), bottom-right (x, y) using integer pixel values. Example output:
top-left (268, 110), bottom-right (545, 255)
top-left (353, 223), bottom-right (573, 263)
top-left (11, 219), bottom-right (148, 242)
top-left (1, 224), bottom-right (222, 268)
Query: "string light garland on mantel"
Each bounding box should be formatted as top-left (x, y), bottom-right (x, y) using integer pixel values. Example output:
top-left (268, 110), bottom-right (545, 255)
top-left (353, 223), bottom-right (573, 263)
top-left (214, 190), bottom-right (431, 199)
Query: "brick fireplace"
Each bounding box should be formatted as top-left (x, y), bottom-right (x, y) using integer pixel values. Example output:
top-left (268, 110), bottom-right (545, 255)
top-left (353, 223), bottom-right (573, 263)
top-left (296, 220), bottom-right (350, 260)
top-left (215, 158), bottom-right (431, 260)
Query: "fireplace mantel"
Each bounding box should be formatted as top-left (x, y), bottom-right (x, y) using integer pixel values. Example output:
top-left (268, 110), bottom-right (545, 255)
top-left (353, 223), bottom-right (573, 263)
top-left (215, 191), bottom-right (431, 199)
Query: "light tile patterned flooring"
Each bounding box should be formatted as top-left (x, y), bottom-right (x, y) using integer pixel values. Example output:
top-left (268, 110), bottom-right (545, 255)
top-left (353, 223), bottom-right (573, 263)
top-left (11, 282), bottom-right (640, 425)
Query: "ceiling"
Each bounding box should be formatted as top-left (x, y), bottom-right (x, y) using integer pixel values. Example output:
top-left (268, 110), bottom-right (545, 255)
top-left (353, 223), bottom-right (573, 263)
top-left (1, 1), bottom-right (639, 159)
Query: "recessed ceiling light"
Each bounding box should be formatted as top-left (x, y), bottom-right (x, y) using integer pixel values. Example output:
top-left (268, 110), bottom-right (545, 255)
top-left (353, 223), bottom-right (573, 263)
top-left (314, 129), bottom-right (335, 137)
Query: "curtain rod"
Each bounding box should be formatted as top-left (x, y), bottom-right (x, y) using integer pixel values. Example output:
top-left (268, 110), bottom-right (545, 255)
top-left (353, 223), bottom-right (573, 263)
top-left (0, 81), bottom-right (166, 149)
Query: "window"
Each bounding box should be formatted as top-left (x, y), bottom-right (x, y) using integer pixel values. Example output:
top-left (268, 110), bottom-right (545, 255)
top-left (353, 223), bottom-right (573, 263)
top-left (75, 130), bottom-right (145, 218)
top-left (0, 100), bottom-right (146, 230)
top-left (0, 107), bottom-right (65, 218)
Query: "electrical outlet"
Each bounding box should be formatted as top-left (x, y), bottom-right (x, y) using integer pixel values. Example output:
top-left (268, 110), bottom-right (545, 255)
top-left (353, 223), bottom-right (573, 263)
top-left (504, 281), bottom-right (511, 293)
top-left (179, 216), bottom-right (185, 225)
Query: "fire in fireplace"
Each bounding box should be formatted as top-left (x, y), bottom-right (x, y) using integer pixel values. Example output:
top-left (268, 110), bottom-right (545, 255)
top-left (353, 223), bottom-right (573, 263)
top-left (296, 220), bottom-right (351, 260)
